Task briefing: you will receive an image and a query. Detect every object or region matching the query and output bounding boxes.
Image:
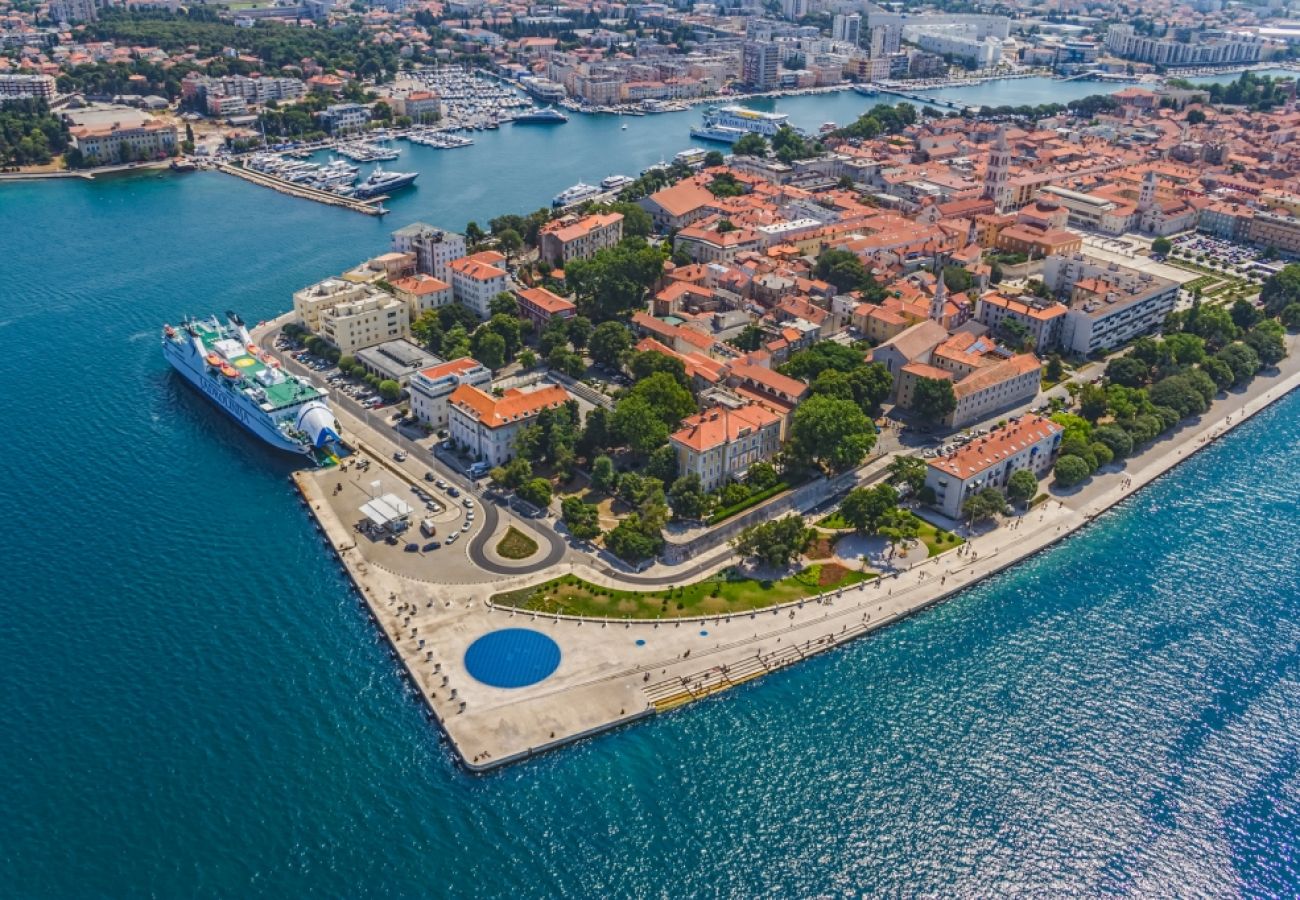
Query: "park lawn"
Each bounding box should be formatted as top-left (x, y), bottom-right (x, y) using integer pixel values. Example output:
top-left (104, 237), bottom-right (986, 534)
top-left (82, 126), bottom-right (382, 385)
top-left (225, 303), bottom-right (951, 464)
top-left (493, 563), bottom-right (874, 619)
top-left (917, 520), bottom-right (964, 557)
top-left (818, 510), bottom-right (851, 529)
top-left (496, 526), bottom-right (539, 560)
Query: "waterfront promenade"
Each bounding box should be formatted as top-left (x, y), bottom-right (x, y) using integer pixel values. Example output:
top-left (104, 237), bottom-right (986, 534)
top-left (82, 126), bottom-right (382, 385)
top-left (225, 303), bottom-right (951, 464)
top-left (292, 328), bottom-right (1300, 771)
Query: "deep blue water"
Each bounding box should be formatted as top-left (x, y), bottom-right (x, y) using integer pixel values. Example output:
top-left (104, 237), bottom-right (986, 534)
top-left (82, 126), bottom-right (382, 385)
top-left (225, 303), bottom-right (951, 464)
top-left (3, 83), bottom-right (1300, 896)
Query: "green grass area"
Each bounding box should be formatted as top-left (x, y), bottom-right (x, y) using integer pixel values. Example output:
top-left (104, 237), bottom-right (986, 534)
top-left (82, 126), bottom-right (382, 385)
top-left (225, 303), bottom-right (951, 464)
top-left (818, 510), bottom-right (851, 529)
top-left (916, 520), bottom-right (964, 557)
top-left (496, 527), bottom-right (538, 560)
top-left (493, 564), bottom-right (874, 619)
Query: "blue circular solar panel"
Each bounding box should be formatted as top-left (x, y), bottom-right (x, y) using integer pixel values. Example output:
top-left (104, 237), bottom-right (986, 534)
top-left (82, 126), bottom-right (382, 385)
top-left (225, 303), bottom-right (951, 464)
top-left (463, 629), bottom-right (561, 689)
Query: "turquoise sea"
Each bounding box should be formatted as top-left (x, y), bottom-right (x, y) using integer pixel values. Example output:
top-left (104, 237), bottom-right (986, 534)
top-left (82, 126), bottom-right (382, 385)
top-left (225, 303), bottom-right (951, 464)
top-left (3, 80), bottom-right (1299, 896)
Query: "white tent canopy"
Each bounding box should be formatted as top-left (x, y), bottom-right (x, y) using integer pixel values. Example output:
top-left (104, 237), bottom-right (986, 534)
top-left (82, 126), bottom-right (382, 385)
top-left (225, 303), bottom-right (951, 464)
top-left (359, 493), bottom-right (413, 529)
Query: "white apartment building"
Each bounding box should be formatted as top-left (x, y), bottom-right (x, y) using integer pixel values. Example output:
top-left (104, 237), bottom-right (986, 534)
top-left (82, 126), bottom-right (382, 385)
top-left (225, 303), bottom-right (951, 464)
top-left (448, 384), bottom-right (572, 466)
top-left (1041, 254), bottom-right (1180, 356)
top-left (669, 402), bottom-right (783, 492)
top-left (449, 251), bottom-right (510, 319)
top-left (924, 414), bottom-right (1062, 519)
top-left (319, 293), bottom-right (410, 356)
top-left (408, 357), bottom-right (492, 429)
top-left (0, 74), bottom-right (56, 101)
top-left (389, 222), bottom-right (466, 282)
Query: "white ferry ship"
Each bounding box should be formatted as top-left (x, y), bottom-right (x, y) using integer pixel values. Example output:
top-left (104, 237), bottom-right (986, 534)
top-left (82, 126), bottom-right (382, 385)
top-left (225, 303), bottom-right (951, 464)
top-left (163, 313), bottom-right (342, 463)
top-left (689, 106), bottom-right (794, 143)
top-left (552, 182), bottom-right (602, 208)
top-left (600, 174), bottom-right (635, 191)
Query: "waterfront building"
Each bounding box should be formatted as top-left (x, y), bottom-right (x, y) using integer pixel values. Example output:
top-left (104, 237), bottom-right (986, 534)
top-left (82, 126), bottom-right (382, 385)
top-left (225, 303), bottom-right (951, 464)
top-left (893, 329), bottom-right (1042, 428)
top-left (1041, 253), bottom-right (1179, 356)
top-left (865, 23), bottom-right (901, 58)
top-left (670, 401), bottom-right (783, 492)
top-left (514, 286), bottom-right (576, 331)
top-left (1104, 24), bottom-right (1262, 66)
top-left (293, 278), bottom-right (385, 332)
top-left (408, 357), bottom-right (492, 428)
top-left (181, 74), bottom-right (305, 109)
top-left (319, 292), bottom-right (410, 356)
top-left (1244, 209), bottom-right (1300, 256)
top-left (68, 115), bottom-right (177, 164)
top-left (391, 274), bottom-right (452, 318)
top-left (742, 42), bottom-right (780, 91)
top-left (538, 212), bottom-right (624, 267)
top-left (354, 339), bottom-right (440, 386)
top-left (449, 251), bottom-right (510, 319)
top-left (390, 222), bottom-right (466, 283)
top-left (906, 28), bottom-right (1002, 69)
top-left (924, 414), bottom-right (1062, 519)
top-left (639, 177), bottom-right (717, 232)
top-left (390, 90), bottom-right (440, 124)
top-left (0, 74), bottom-right (55, 102)
top-left (447, 383), bottom-right (572, 466)
top-left (319, 103), bottom-right (369, 135)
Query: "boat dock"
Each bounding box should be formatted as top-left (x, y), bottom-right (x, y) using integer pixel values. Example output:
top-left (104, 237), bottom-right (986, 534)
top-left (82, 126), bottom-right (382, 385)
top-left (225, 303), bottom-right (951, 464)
top-left (214, 162), bottom-right (389, 216)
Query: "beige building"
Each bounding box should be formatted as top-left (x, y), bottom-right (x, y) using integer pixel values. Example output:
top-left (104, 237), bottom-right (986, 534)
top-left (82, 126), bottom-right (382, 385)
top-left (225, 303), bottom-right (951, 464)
top-left (318, 294), bottom-right (410, 356)
top-left (538, 212), bottom-right (624, 267)
top-left (669, 402), bottom-right (783, 492)
top-left (69, 117), bottom-right (177, 164)
top-left (924, 415), bottom-right (1062, 518)
top-left (392, 274), bottom-right (453, 318)
top-left (448, 384), bottom-right (572, 467)
top-left (293, 278), bottom-right (387, 332)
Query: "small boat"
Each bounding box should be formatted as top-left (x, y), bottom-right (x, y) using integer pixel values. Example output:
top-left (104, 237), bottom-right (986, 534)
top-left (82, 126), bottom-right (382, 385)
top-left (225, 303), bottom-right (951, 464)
top-left (621, 123), bottom-right (628, 130)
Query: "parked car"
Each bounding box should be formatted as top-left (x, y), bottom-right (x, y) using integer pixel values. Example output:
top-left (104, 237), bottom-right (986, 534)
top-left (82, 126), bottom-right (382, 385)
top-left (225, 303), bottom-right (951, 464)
top-left (422, 541), bottom-right (440, 552)
top-left (404, 543), bottom-right (419, 553)
top-left (445, 532), bottom-right (459, 545)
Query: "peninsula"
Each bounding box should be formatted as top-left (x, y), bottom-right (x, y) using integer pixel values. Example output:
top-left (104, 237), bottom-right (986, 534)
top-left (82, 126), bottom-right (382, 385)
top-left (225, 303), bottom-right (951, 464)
top-left (234, 71), bottom-right (1300, 767)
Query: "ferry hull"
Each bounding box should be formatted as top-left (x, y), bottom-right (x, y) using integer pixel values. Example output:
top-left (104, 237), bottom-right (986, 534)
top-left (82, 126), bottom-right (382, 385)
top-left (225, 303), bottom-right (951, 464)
top-left (164, 340), bottom-right (315, 457)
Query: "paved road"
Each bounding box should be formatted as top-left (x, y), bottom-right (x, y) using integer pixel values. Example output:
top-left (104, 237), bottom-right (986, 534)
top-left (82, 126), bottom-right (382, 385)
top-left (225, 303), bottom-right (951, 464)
top-left (261, 323), bottom-right (567, 576)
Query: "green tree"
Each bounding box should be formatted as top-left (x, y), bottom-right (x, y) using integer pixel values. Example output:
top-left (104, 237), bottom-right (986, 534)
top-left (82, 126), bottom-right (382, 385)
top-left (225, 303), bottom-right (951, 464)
top-left (628, 371), bottom-right (696, 429)
top-left (1053, 454), bottom-right (1091, 487)
top-left (518, 349), bottom-right (537, 369)
top-left (961, 488), bottom-right (1005, 526)
top-left (604, 514), bottom-right (663, 562)
top-left (668, 473), bottom-right (709, 520)
top-left (703, 150), bottom-right (725, 167)
top-left (611, 395), bottom-right (670, 456)
top-left (565, 240), bottom-right (666, 321)
top-left (1091, 424), bottom-right (1134, 460)
top-left (1106, 355), bottom-right (1149, 388)
top-left (1244, 323), bottom-right (1287, 367)
top-left (1150, 236), bottom-right (1172, 256)
top-left (731, 515), bottom-right (814, 568)
top-left (1260, 263), bottom-right (1300, 316)
top-left (470, 329), bottom-right (507, 370)
top-left (1216, 342), bottom-right (1261, 384)
top-left (567, 315), bottom-right (593, 351)
top-left (1078, 383), bottom-right (1109, 422)
top-left (789, 395), bottom-right (876, 472)
top-left (496, 228), bottom-right (523, 261)
top-left (590, 454), bottom-right (617, 493)
top-left (813, 248), bottom-right (869, 293)
top-left (912, 377), bottom-right (957, 425)
top-left (888, 455), bottom-right (928, 493)
top-left (1007, 469), bottom-right (1038, 507)
top-left (377, 379), bottom-right (402, 402)
top-left (1230, 299), bottom-right (1263, 330)
top-left (516, 477), bottom-right (553, 509)
top-left (839, 483), bottom-right (898, 532)
top-left (877, 507), bottom-right (922, 557)
top-left (489, 292), bottom-right (519, 317)
top-left (1280, 303), bottom-right (1300, 330)
top-left (1045, 354), bottom-right (1065, 383)
top-left (732, 132), bottom-right (768, 157)
top-left (561, 496), bottom-right (601, 540)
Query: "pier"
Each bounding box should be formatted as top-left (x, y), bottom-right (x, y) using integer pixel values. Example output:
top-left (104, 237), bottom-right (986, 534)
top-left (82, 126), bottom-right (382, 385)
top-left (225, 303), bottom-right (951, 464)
top-left (213, 161), bottom-right (389, 216)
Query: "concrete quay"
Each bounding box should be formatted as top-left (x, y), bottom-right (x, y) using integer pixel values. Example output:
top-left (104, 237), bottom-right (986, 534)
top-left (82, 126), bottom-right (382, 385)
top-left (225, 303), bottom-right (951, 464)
top-left (296, 334), bottom-right (1300, 772)
top-left (213, 162), bottom-right (389, 216)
